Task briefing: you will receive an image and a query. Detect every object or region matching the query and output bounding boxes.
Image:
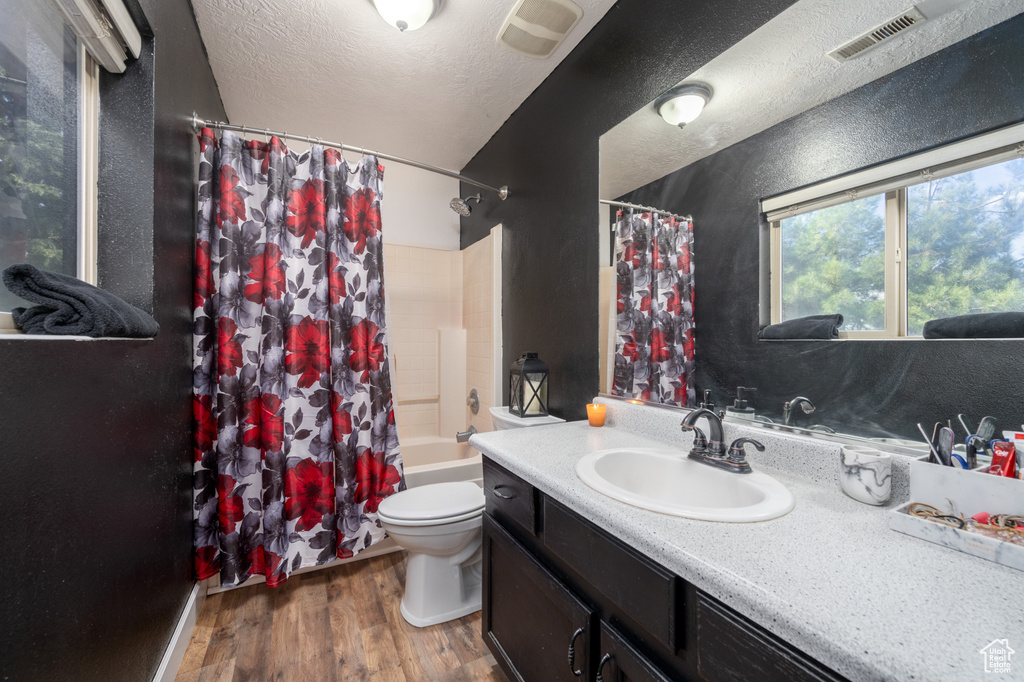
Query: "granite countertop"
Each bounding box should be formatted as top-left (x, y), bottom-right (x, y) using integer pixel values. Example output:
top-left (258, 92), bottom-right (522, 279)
top-left (469, 399), bottom-right (1024, 682)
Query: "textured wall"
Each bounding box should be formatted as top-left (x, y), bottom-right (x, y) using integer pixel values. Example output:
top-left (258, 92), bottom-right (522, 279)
top-left (622, 15), bottom-right (1024, 439)
top-left (460, 0), bottom-right (799, 420)
top-left (0, 0), bottom-right (226, 679)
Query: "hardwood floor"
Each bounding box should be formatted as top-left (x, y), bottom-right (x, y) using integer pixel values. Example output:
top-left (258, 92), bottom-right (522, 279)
top-left (175, 551), bottom-right (507, 682)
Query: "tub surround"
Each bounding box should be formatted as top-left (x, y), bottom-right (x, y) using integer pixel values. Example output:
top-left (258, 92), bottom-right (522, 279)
top-left (470, 398), bottom-right (1024, 681)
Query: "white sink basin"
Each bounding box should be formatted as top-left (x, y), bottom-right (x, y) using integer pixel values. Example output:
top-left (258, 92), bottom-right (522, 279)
top-left (575, 448), bottom-right (794, 522)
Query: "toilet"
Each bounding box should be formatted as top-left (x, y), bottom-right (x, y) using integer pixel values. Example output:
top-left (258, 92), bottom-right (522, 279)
top-left (378, 406), bottom-right (565, 627)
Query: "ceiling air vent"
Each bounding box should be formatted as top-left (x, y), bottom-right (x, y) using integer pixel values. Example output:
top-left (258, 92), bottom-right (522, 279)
top-left (497, 0), bottom-right (584, 59)
top-left (827, 7), bottom-right (927, 62)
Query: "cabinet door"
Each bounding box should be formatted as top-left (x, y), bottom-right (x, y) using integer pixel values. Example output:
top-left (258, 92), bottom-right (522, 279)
top-left (596, 622), bottom-right (678, 682)
top-left (483, 514), bottom-right (596, 682)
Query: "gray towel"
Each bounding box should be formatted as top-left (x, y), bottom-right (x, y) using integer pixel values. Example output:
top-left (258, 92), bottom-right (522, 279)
top-left (3, 264), bottom-right (159, 338)
top-left (923, 312), bottom-right (1024, 339)
top-left (758, 314), bottom-right (843, 340)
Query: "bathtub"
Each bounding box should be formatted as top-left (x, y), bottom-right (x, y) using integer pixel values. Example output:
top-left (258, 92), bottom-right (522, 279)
top-left (401, 437), bottom-right (483, 488)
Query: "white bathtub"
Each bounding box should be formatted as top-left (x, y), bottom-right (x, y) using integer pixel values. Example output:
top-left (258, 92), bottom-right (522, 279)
top-left (401, 437), bottom-right (483, 488)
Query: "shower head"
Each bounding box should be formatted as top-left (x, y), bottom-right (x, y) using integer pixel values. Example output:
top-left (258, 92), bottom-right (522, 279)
top-left (450, 194), bottom-right (483, 217)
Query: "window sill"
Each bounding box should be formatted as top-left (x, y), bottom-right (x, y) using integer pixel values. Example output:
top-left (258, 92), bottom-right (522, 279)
top-left (0, 332), bottom-right (154, 341)
top-left (758, 337), bottom-right (1022, 342)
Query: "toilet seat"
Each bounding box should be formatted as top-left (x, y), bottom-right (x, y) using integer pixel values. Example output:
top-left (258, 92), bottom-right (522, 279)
top-left (378, 481), bottom-right (485, 527)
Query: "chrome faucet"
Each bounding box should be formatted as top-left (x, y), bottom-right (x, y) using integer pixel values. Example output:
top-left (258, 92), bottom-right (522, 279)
top-left (681, 409), bottom-right (766, 474)
top-left (782, 396), bottom-right (816, 425)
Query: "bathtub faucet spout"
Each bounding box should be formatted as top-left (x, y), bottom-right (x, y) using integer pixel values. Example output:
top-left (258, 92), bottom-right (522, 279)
top-left (455, 426), bottom-right (478, 443)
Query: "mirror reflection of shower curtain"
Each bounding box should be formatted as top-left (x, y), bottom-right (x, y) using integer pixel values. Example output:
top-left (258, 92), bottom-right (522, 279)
top-left (612, 209), bottom-right (696, 407)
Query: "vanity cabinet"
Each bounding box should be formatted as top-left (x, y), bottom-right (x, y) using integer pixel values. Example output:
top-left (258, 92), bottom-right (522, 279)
top-left (482, 457), bottom-right (847, 682)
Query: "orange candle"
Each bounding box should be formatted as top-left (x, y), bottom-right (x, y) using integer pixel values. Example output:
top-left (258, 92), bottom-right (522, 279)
top-left (587, 403), bottom-right (607, 427)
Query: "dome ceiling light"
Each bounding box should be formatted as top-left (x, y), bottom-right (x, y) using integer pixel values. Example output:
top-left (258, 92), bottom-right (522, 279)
top-left (654, 82), bottom-right (713, 128)
top-left (372, 0), bottom-right (441, 32)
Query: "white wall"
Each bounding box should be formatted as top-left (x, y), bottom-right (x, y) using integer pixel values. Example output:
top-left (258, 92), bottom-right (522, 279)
top-left (381, 162), bottom-right (461, 250)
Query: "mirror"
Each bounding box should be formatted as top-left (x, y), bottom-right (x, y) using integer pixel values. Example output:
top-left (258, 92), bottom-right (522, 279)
top-left (597, 2), bottom-right (1024, 445)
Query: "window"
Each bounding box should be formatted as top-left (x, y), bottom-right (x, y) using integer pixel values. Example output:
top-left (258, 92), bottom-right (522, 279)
top-left (0, 0), bottom-right (99, 329)
top-left (766, 123), bottom-right (1024, 339)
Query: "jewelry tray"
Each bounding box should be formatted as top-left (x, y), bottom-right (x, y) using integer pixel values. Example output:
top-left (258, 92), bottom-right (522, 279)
top-left (888, 458), bottom-right (1024, 572)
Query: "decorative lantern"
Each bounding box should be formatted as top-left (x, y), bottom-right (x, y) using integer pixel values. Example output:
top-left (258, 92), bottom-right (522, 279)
top-left (509, 352), bottom-right (549, 418)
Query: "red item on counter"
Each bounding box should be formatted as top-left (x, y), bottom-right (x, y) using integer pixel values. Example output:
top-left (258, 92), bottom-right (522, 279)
top-left (988, 441), bottom-right (1017, 477)
top-left (972, 511), bottom-right (992, 524)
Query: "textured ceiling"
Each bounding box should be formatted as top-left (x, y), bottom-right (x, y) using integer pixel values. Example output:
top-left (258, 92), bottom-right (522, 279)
top-left (600, 0), bottom-right (1024, 200)
top-left (191, 0), bottom-right (616, 170)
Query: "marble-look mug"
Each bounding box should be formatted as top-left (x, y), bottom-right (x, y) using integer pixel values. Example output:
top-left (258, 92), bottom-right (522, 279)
top-left (839, 445), bottom-right (892, 505)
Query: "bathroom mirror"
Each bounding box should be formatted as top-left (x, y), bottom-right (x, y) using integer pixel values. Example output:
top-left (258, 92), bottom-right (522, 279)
top-left (597, 2), bottom-right (1024, 443)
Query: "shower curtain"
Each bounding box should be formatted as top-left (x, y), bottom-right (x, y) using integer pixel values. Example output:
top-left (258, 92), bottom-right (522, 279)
top-left (612, 209), bottom-right (696, 407)
top-left (192, 129), bottom-right (404, 588)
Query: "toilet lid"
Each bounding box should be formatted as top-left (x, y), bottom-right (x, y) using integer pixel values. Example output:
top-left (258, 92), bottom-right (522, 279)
top-left (377, 481), bottom-right (485, 522)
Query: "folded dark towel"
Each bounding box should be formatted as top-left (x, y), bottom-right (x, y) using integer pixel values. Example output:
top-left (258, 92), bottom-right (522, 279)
top-left (758, 314), bottom-right (844, 340)
top-left (3, 264), bottom-right (159, 338)
top-left (922, 312), bottom-right (1024, 339)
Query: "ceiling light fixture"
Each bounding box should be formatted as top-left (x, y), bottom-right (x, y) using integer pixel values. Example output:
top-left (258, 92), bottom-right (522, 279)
top-left (372, 0), bottom-right (440, 32)
top-left (654, 83), bottom-right (713, 128)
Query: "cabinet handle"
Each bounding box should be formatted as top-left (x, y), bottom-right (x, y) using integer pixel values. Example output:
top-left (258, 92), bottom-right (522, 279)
top-left (490, 485), bottom-right (515, 500)
top-left (596, 653), bottom-right (613, 682)
top-left (567, 627), bottom-right (585, 677)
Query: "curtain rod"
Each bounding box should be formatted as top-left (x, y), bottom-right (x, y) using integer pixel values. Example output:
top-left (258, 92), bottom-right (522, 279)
top-left (600, 199), bottom-right (691, 222)
top-left (191, 113), bottom-right (509, 200)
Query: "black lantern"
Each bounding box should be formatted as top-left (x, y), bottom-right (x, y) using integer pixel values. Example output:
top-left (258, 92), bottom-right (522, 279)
top-left (509, 352), bottom-right (549, 418)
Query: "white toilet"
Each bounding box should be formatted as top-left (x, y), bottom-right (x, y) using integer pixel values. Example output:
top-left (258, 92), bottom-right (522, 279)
top-left (379, 407), bottom-right (565, 627)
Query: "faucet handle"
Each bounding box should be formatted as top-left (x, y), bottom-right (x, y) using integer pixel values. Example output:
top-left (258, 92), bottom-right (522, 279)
top-left (726, 438), bottom-right (764, 473)
top-left (728, 438), bottom-right (765, 455)
top-left (681, 424), bottom-right (708, 453)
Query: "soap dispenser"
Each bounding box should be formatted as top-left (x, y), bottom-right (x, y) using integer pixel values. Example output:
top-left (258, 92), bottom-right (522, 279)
top-left (725, 386), bottom-right (757, 421)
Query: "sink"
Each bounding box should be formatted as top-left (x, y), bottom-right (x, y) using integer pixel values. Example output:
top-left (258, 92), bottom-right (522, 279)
top-left (575, 448), bottom-right (794, 522)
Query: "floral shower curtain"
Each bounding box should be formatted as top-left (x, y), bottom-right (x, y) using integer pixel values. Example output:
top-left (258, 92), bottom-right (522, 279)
top-left (612, 209), bottom-right (696, 407)
top-left (192, 129), bottom-right (404, 588)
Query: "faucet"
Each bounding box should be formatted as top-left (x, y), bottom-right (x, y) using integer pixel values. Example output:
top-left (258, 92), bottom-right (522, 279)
top-left (782, 396), bottom-right (815, 425)
top-left (681, 409), bottom-right (765, 474)
top-left (680, 408), bottom-right (726, 458)
top-left (455, 425), bottom-right (477, 443)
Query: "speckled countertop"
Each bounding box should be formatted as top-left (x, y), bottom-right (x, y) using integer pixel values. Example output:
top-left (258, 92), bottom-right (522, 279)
top-left (469, 398), bottom-right (1024, 682)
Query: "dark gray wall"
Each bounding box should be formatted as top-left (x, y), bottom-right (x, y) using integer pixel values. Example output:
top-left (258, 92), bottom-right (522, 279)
top-left (622, 15), bottom-right (1024, 439)
top-left (0, 1), bottom-right (225, 679)
top-left (461, 0), bottom-right (798, 420)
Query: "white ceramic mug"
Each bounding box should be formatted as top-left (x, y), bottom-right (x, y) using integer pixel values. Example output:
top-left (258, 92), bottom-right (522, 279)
top-left (839, 444), bottom-right (892, 505)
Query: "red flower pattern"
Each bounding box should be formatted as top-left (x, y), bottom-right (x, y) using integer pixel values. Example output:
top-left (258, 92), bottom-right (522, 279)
top-left (349, 320), bottom-right (384, 376)
top-left (195, 241), bottom-right (213, 309)
top-left (354, 450), bottom-right (402, 513)
top-left (218, 475), bottom-right (245, 535)
top-left (343, 188), bottom-right (380, 255)
top-left (243, 393), bottom-right (285, 453)
top-left (285, 318), bottom-right (330, 389)
top-left (244, 244), bottom-right (286, 303)
top-left (287, 179), bottom-right (325, 248)
top-left (194, 394), bottom-right (216, 461)
top-left (218, 318), bottom-right (244, 377)
top-left (284, 459), bottom-right (334, 532)
top-left (218, 165), bottom-right (248, 226)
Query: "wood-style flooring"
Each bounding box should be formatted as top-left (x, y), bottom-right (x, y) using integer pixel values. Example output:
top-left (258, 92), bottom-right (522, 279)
top-left (175, 551), bottom-right (507, 682)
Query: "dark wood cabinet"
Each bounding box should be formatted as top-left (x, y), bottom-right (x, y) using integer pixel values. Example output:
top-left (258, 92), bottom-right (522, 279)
top-left (596, 622), bottom-right (675, 682)
top-left (483, 514), bottom-right (595, 681)
top-left (481, 457), bottom-right (847, 682)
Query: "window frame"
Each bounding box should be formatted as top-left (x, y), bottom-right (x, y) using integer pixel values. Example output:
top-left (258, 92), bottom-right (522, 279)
top-left (766, 122), bottom-right (1024, 340)
top-left (0, 41), bottom-right (100, 335)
